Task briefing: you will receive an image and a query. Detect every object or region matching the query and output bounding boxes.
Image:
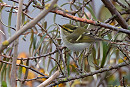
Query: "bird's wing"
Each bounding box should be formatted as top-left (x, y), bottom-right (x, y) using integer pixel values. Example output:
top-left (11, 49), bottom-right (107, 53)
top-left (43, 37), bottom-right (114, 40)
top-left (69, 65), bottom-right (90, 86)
top-left (78, 34), bottom-right (102, 43)
top-left (66, 33), bottom-right (102, 43)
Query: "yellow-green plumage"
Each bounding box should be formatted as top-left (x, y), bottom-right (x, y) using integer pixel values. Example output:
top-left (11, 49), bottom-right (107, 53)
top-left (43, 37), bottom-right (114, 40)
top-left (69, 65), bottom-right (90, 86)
top-left (59, 24), bottom-right (102, 51)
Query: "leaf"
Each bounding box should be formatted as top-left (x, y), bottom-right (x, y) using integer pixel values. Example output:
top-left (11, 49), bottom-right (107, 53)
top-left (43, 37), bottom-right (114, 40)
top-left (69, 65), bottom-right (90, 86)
top-left (6, 65), bottom-right (11, 87)
top-left (8, 8), bottom-right (13, 37)
top-left (0, 58), bottom-right (9, 87)
top-left (45, 4), bottom-right (50, 9)
top-left (22, 12), bottom-right (25, 25)
top-left (100, 42), bottom-right (111, 68)
top-left (17, 60), bottom-right (23, 87)
top-left (71, 80), bottom-right (80, 87)
top-left (29, 30), bottom-right (35, 56)
top-left (98, 2), bottom-right (122, 21)
top-left (44, 21), bottom-right (47, 29)
top-left (60, 2), bottom-right (69, 7)
top-left (92, 46), bottom-right (98, 66)
top-left (35, 34), bottom-right (46, 54)
top-left (0, 0), bottom-right (3, 3)
top-left (2, 40), bottom-right (9, 46)
top-left (98, 5), bottom-right (111, 21)
top-left (2, 81), bottom-right (7, 87)
top-left (49, 65), bottom-right (57, 76)
top-left (53, 13), bottom-right (56, 23)
top-left (85, 5), bottom-right (97, 20)
top-left (0, 61), bottom-right (3, 71)
top-left (44, 0), bottom-right (51, 3)
top-left (67, 54), bottom-right (70, 75)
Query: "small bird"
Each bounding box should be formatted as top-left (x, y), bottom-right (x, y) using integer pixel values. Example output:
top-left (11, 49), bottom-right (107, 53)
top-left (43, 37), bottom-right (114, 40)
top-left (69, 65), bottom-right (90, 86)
top-left (59, 24), bottom-right (103, 51)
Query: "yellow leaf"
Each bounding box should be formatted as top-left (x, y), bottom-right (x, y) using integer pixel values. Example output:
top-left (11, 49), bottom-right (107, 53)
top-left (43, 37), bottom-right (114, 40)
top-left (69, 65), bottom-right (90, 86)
top-left (38, 69), bottom-right (48, 81)
top-left (55, 83), bottom-right (66, 87)
top-left (18, 52), bottom-right (27, 58)
top-left (17, 52), bottom-right (27, 64)
top-left (45, 4), bottom-right (50, 9)
top-left (71, 80), bottom-right (81, 87)
top-left (118, 57), bottom-right (127, 63)
top-left (65, 9), bottom-right (69, 12)
top-left (118, 59), bottom-right (123, 63)
top-left (54, 4), bottom-right (57, 8)
top-left (2, 40), bottom-right (9, 46)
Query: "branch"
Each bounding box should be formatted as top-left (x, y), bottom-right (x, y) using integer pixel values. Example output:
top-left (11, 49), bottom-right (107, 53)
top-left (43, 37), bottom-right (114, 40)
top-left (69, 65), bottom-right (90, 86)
top-left (0, 60), bottom-right (49, 77)
top-left (113, 0), bottom-right (128, 9)
top-left (101, 0), bottom-right (128, 29)
top-left (0, 47), bottom-right (66, 61)
top-left (16, 76), bottom-right (48, 82)
top-left (37, 70), bottom-right (60, 87)
top-left (11, 0), bottom-right (23, 87)
top-left (49, 62), bottom-right (130, 86)
top-left (0, 0), bottom-right (58, 53)
top-left (51, 10), bottom-right (130, 34)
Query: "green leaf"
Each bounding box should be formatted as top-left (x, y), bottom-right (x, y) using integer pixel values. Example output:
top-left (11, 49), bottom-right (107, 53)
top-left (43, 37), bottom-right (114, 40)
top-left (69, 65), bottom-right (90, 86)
top-left (0, 61), bottom-right (3, 71)
top-left (17, 60), bottom-right (23, 87)
top-left (29, 30), bottom-right (34, 56)
top-left (86, 5), bottom-right (97, 20)
top-left (92, 46), bottom-right (98, 67)
top-left (36, 34), bottom-right (46, 50)
top-left (53, 13), bottom-right (56, 23)
top-left (6, 65), bottom-right (11, 87)
top-left (45, 0), bottom-right (51, 3)
top-left (128, 26), bottom-right (130, 30)
top-left (0, 0), bottom-right (3, 3)
top-left (67, 54), bottom-right (70, 75)
top-left (98, 5), bottom-right (111, 21)
top-left (98, 2), bottom-right (122, 21)
top-left (46, 56), bottom-right (51, 72)
top-left (44, 21), bottom-right (47, 29)
top-left (22, 12), bottom-right (25, 25)
top-left (100, 42), bottom-right (111, 68)
top-left (0, 61), bottom-right (7, 86)
top-left (60, 2), bottom-right (69, 7)
top-left (49, 65), bottom-right (57, 76)
top-left (8, 8), bottom-right (13, 37)
top-left (2, 81), bottom-right (7, 87)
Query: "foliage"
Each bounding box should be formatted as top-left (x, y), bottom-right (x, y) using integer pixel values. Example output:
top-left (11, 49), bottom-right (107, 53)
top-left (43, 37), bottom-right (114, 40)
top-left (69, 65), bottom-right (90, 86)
top-left (0, 0), bottom-right (129, 87)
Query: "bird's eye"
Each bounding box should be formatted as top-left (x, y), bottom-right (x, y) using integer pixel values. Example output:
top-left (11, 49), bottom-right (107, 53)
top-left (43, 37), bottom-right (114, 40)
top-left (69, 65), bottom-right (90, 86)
top-left (72, 27), bottom-right (77, 30)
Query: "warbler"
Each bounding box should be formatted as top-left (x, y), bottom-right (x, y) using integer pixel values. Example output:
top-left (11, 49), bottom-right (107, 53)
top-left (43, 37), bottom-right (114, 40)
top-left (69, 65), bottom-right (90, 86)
top-left (59, 24), bottom-right (103, 51)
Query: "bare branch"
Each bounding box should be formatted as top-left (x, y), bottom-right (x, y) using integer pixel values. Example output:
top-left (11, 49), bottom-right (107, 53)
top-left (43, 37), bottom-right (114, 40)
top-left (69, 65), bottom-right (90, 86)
top-left (101, 0), bottom-right (128, 28)
top-left (11, 0), bottom-right (23, 86)
top-left (49, 61), bottom-right (130, 86)
top-left (0, 60), bottom-right (49, 77)
top-left (0, 0), bottom-right (58, 53)
top-left (51, 10), bottom-right (130, 34)
top-left (37, 70), bottom-right (60, 87)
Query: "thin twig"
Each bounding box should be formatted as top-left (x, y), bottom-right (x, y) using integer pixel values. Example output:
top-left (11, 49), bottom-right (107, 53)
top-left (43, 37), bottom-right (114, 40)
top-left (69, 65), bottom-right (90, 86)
top-left (124, 0), bottom-right (130, 6)
top-left (49, 61), bottom-right (130, 86)
top-left (51, 10), bottom-right (130, 34)
top-left (113, 0), bottom-right (128, 9)
top-left (16, 76), bottom-right (48, 82)
top-left (0, 47), bottom-right (66, 61)
top-left (0, 0), bottom-right (58, 53)
top-left (101, 0), bottom-right (128, 29)
top-left (0, 60), bottom-right (49, 77)
top-left (37, 70), bottom-right (60, 87)
top-left (9, 0), bottom-right (27, 6)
